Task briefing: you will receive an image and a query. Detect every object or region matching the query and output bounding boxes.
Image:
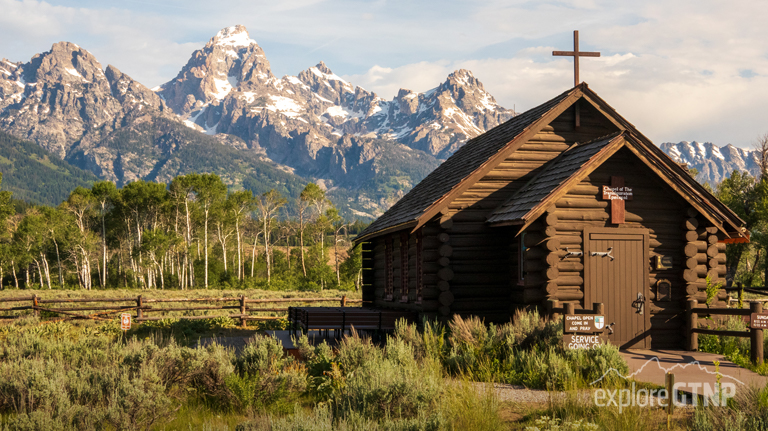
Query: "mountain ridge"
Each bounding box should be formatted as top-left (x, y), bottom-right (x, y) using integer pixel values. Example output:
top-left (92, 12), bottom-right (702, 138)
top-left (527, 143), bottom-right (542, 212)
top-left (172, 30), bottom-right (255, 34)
top-left (0, 24), bottom-right (517, 218)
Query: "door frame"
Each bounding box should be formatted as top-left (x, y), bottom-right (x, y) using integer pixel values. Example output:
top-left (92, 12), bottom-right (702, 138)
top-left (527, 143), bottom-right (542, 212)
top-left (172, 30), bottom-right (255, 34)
top-left (583, 227), bottom-right (651, 348)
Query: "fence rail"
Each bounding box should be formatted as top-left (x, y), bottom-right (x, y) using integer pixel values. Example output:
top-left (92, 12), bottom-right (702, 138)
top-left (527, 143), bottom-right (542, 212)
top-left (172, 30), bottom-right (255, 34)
top-left (686, 299), bottom-right (764, 365)
top-left (0, 294), bottom-right (363, 327)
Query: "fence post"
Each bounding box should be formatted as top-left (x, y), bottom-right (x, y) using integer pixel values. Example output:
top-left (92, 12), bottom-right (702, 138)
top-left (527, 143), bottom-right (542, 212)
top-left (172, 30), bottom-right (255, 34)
top-left (665, 372), bottom-right (675, 429)
top-left (564, 302), bottom-right (575, 316)
top-left (738, 282), bottom-right (743, 306)
top-left (340, 295), bottom-right (347, 307)
top-left (547, 299), bottom-right (561, 321)
top-left (593, 303), bottom-right (604, 316)
top-left (687, 299), bottom-right (698, 351)
top-left (240, 296), bottom-right (247, 328)
top-left (136, 295), bottom-right (144, 321)
top-left (33, 295), bottom-right (39, 318)
top-left (751, 301), bottom-right (764, 365)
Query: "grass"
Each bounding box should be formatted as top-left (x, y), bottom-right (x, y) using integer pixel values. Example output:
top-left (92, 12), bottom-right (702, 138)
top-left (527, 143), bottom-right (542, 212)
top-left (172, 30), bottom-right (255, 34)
top-left (5, 299), bottom-right (763, 430)
top-left (697, 315), bottom-right (768, 375)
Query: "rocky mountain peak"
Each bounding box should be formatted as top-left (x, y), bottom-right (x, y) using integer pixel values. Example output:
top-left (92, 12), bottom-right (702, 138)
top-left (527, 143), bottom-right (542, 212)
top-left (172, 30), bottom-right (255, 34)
top-left (104, 64), bottom-right (164, 113)
top-left (208, 25), bottom-right (255, 49)
top-left (660, 141), bottom-right (760, 185)
top-left (158, 25), bottom-right (274, 117)
top-left (25, 42), bottom-right (107, 86)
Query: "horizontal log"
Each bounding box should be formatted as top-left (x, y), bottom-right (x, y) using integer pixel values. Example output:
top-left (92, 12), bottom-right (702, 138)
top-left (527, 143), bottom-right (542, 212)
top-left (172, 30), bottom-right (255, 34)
top-left (558, 261), bottom-right (584, 272)
top-left (439, 244), bottom-right (453, 257)
top-left (555, 290), bottom-right (584, 301)
top-left (685, 231), bottom-right (700, 242)
top-left (510, 288), bottom-right (546, 304)
top-left (445, 209), bottom-right (489, 222)
top-left (438, 267), bottom-right (454, 281)
top-left (684, 218), bottom-right (699, 230)
top-left (545, 267), bottom-right (559, 280)
top-left (545, 238), bottom-right (560, 252)
top-left (496, 160), bottom-right (546, 170)
top-left (450, 301), bottom-right (511, 313)
top-left (524, 233), bottom-right (546, 248)
top-left (438, 257), bottom-right (450, 267)
top-left (37, 297), bottom-right (137, 304)
top-left (0, 296), bottom-right (36, 303)
top-left (450, 287), bottom-right (516, 298)
top-left (482, 169), bottom-right (538, 180)
top-left (439, 291), bottom-right (455, 306)
top-left (437, 280), bottom-right (450, 291)
top-left (684, 242), bottom-right (707, 257)
top-left (545, 213), bottom-right (558, 226)
top-left (137, 314), bottom-right (245, 322)
top-left (518, 143), bottom-right (570, 152)
top-left (524, 260), bottom-right (547, 272)
top-left (507, 150), bottom-right (561, 162)
top-left (438, 306), bottom-right (451, 316)
top-left (546, 282), bottom-right (558, 294)
top-left (707, 245), bottom-right (719, 258)
top-left (557, 276), bottom-right (584, 286)
top-left (144, 305), bottom-right (239, 312)
top-left (556, 198), bottom-right (609, 209)
top-left (440, 217), bottom-right (453, 230)
top-left (689, 307), bottom-right (751, 316)
top-left (692, 328), bottom-right (750, 337)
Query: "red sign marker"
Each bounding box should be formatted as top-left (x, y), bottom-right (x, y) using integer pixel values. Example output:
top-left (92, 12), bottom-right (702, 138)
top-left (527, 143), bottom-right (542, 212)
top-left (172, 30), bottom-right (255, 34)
top-left (120, 313), bottom-right (131, 331)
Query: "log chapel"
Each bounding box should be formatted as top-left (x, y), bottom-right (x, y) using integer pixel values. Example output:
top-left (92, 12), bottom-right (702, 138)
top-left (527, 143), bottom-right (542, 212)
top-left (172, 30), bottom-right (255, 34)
top-left (354, 83), bottom-right (748, 349)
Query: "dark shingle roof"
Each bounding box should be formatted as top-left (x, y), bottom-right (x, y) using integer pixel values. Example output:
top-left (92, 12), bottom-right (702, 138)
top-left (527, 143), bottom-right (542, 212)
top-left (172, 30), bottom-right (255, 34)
top-left (356, 87), bottom-right (576, 241)
top-left (486, 133), bottom-right (623, 224)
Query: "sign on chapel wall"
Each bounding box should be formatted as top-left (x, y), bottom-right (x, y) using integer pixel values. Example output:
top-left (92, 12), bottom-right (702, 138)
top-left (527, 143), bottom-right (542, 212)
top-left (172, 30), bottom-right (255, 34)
top-left (602, 176), bottom-right (633, 224)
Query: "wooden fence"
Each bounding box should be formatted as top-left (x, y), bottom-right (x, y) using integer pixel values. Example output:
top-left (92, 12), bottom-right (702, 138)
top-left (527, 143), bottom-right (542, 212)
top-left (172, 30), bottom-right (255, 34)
top-left (0, 294), bottom-right (362, 327)
top-left (687, 299), bottom-right (764, 365)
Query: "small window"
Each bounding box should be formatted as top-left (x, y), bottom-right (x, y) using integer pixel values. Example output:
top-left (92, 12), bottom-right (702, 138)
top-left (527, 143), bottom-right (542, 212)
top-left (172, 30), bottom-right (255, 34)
top-left (518, 232), bottom-right (527, 285)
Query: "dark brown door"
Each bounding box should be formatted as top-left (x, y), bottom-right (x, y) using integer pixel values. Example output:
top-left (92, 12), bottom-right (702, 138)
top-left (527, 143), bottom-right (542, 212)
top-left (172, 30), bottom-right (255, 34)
top-left (584, 228), bottom-right (649, 349)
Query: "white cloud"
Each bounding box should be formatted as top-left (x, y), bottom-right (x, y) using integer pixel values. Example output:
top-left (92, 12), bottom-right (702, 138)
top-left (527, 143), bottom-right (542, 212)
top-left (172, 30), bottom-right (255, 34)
top-left (0, 0), bottom-right (766, 147)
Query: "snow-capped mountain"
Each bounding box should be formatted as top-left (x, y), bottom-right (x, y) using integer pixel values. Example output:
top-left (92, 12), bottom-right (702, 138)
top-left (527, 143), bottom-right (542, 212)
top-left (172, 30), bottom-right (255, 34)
top-left (0, 25), bottom-right (516, 218)
top-left (158, 25), bottom-right (515, 168)
top-left (660, 141), bottom-right (760, 185)
top-left (0, 42), bottom-right (166, 160)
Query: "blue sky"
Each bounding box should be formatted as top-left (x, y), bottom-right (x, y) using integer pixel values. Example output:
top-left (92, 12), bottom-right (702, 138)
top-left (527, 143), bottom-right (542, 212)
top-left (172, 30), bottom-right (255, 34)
top-left (2, 0), bottom-right (766, 148)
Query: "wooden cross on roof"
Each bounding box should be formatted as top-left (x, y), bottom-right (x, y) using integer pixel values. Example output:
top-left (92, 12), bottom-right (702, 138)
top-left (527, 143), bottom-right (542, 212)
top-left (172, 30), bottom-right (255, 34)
top-left (553, 30), bottom-right (600, 87)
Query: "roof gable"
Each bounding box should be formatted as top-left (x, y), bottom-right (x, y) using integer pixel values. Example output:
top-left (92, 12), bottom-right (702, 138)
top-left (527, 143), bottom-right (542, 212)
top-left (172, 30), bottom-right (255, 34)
top-left (487, 132), bottom-right (625, 228)
top-left (486, 131), bottom-right (746, 238)
top-left (355, 85), bottom-right (585, 242)
top-left (356, 84), bottom-right (747, 243)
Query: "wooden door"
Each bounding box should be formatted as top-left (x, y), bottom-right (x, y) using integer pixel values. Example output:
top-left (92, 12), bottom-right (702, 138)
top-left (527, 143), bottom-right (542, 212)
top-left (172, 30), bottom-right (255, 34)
top-left (584, 228), bottom-right (649, 349)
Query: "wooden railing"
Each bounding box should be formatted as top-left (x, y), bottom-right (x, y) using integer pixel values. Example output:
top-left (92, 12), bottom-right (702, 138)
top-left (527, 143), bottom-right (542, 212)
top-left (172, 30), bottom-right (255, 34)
top-left (686, 299), bottom-right (764, 365)
top-left (547, 300), bottom-right (605, 318)
top-left (0, 295), bottom-right (362, 327)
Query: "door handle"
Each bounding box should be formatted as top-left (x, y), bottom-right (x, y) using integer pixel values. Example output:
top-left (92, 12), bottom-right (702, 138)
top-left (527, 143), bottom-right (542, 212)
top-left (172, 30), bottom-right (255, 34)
top-left (631, 293), bottom-right (645, 315)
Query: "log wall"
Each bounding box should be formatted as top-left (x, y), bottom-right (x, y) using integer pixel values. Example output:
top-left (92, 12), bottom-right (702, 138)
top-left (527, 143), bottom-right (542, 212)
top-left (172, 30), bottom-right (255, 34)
top-left (441, 102), bottom-right (618, 322)
top-left (520, 147), bottom-right (728, 348)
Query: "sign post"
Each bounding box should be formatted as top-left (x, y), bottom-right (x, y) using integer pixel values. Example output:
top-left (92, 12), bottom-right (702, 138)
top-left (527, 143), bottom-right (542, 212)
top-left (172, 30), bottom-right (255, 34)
top-left (120, 312), bottom-right (131, 333)
top-left (563, 313), bottom-right (606, 350)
